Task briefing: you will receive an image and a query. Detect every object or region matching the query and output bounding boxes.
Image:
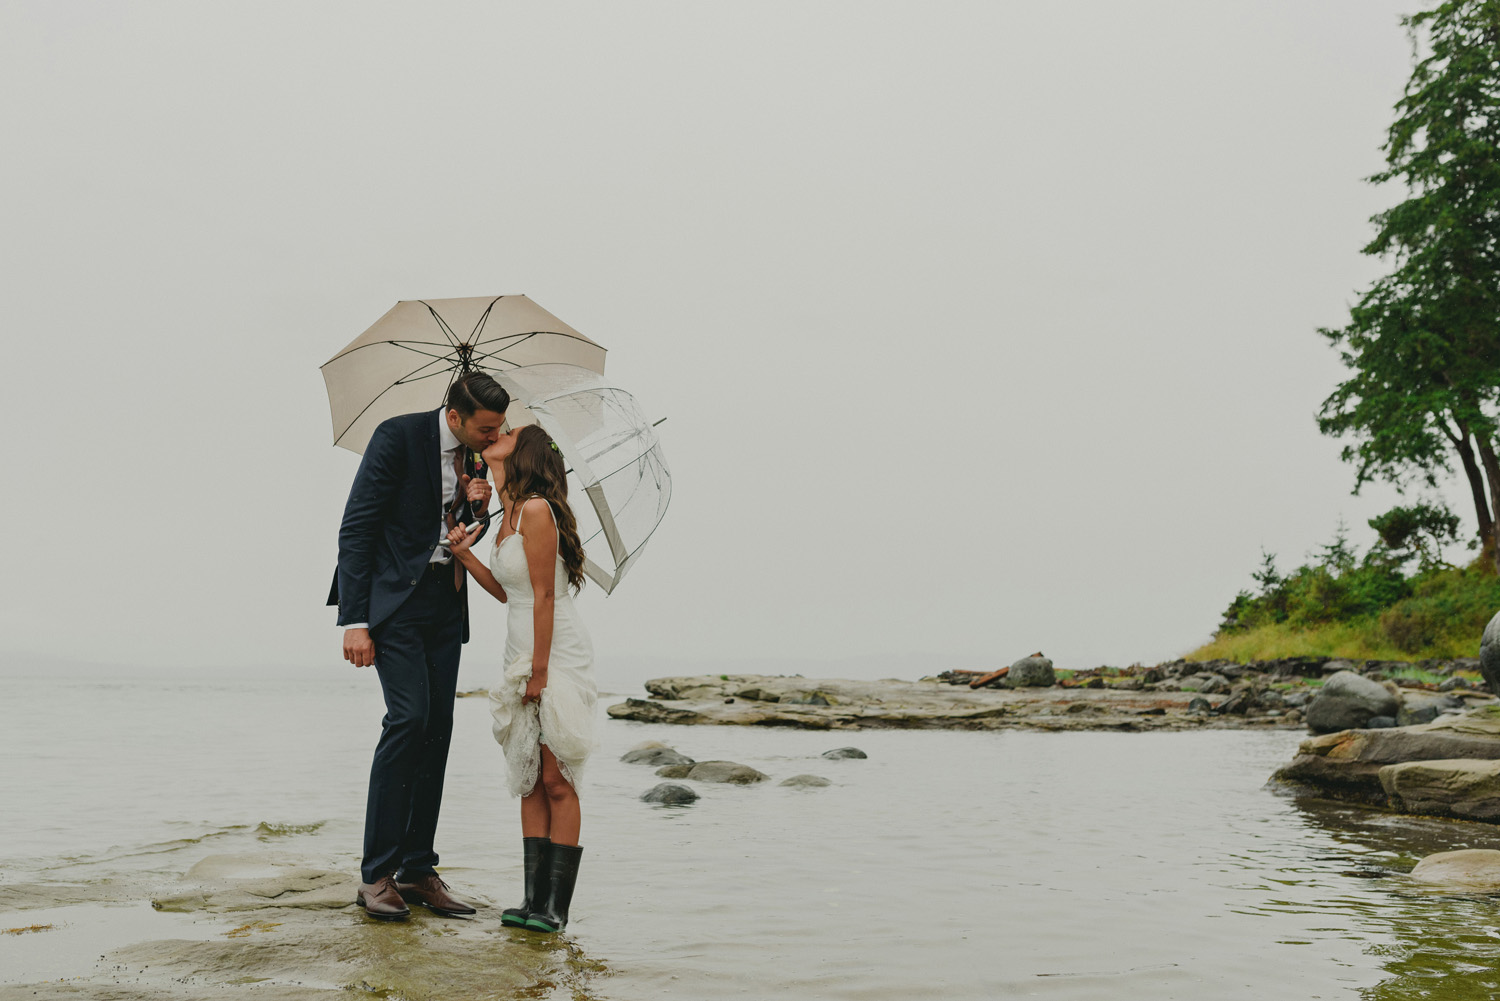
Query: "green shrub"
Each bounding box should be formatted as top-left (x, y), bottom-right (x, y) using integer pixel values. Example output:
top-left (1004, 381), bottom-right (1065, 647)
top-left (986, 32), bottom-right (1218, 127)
top-left (1205, 513), bottom-right (1500, 663)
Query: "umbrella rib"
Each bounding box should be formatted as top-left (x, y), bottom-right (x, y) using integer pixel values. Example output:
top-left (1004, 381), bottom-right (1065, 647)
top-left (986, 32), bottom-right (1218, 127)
top-left (468, 345), bottom-right (528, 370)
top-left (417, 301), bottom-right (463, 348)
top-left (386, 341), bottom-right (463, 360)
top-left (474, 328), bottom-right (604, 350)
top-left (395, 366), bottom-right (466, 386)
top-left (323, 339), bottom-right (449, 366)
top-left (468, 296), bottom-right (504, 343)
top-left (333, 379), bottom-right (430, 448)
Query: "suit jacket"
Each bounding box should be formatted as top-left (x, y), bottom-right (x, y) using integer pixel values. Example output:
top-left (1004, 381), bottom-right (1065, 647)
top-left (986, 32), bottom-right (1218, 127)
top-left (327, 408), bottom-right (488, 642)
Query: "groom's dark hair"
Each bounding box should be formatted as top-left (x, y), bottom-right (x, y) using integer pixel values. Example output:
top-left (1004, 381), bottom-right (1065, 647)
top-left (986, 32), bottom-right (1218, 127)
top-left (446, 371), bottom-right (511, 418)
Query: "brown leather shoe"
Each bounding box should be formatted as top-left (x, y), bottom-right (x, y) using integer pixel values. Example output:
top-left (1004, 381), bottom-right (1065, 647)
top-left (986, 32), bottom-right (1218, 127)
top-left (396, 872), bottom-right (476, 917)
top-left (356, 875), bottom-right (410, 921)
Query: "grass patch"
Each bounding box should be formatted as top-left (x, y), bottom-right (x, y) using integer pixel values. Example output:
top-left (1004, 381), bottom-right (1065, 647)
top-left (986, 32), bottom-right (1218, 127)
top-left (1198, 552), bottom-right (1500, 664)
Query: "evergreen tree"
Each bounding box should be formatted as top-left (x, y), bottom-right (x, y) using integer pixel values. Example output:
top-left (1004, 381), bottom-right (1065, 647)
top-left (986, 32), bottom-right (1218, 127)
top-left (1319, 1), bottom-right (1500, 570)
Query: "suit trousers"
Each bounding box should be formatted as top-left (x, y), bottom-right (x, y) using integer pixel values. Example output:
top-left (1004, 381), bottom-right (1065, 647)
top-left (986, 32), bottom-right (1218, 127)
top-left (362, 561), bottom-right (464, 883)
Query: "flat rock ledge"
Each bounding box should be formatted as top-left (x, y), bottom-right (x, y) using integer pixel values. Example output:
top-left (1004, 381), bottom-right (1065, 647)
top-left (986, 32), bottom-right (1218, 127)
top-left (607, 674), bottom-right (1301, 732)
top-left (1272, 706), bottom-right (1500, 823)
top-left (0, 854), bottom-right (602, 1001)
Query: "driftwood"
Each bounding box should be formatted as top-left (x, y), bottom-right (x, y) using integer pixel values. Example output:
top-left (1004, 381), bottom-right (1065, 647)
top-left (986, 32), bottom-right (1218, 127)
top-left (969, 666), bottom-right (1010, 689)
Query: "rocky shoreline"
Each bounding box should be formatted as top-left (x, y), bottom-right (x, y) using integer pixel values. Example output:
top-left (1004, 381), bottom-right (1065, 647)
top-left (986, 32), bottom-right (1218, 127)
top-left (606, 655), bottom-right (1493, 733)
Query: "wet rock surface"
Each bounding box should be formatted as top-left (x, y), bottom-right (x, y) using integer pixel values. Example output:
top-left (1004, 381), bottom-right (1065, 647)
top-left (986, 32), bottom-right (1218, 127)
top-left (0, 853), bottom-right (600, 1001)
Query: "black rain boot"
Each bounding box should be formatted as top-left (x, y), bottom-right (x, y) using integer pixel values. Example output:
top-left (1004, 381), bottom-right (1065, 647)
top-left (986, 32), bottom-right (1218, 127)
top-left (523, 843), bottom-right (583, 933)
top-left (502, 837), bottom-right (550, 928)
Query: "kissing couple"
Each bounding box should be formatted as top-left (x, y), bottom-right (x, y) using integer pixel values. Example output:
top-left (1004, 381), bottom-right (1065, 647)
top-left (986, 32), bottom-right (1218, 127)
top-left (329, 371), bottom-right (597, 933)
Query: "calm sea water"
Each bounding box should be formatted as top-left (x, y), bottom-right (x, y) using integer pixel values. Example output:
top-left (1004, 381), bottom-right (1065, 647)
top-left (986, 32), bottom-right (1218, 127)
top-left (5, 666), bottom-right (1500, 999)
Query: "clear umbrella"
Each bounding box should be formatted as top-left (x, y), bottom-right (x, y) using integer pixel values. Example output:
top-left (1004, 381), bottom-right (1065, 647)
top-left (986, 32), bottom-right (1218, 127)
top-left (495, 364), bottom-right (671, 595)
top-left (321, 295), bottom-right (606, 454)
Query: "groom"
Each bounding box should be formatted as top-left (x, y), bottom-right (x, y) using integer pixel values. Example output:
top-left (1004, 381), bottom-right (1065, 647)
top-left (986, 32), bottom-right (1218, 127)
top-left (329, 371), bottom-right (510, 921)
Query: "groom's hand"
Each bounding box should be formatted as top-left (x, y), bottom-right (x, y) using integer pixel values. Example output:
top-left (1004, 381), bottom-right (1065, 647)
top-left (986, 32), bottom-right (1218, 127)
top-left (343, 628), bottom-right (375, 668)
top-left (462, 473), bottom-right (492, 510)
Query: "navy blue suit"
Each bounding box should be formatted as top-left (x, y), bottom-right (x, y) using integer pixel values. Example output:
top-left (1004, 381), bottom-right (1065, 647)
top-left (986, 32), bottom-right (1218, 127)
top-left (329, 408), bottom-right (485, 883)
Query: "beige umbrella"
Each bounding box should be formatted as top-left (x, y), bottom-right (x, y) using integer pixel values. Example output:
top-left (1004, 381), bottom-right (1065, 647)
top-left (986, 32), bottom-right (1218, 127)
top-left (321, 295), bottom-right (606, 454)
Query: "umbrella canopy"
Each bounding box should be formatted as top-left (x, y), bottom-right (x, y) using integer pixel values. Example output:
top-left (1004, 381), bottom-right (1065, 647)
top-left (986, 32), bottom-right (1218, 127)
top-left (322, 295), bottom-right (606, 453)
top-left (495, 364), bottom-right (671, 595)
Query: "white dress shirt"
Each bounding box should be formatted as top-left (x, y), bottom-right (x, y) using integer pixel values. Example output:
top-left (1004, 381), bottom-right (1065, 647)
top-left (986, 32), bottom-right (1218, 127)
top-left (343, 409), bottom-right (465, 631)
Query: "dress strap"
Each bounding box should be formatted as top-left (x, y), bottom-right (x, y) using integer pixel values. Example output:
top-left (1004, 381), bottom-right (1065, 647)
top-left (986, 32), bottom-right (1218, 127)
top-left (511, 496), bottom-right (556, 538)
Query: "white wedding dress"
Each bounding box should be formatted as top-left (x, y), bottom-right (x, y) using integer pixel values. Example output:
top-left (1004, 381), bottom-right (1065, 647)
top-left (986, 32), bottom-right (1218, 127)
top-left (487, 499), bottom-right (597, 797)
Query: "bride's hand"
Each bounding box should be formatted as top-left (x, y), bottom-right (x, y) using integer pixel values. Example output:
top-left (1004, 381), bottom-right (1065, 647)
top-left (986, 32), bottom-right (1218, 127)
top-left (447, 521), bottom-right (481, 555)
top-left (523, 670), bottom-right (547, 704)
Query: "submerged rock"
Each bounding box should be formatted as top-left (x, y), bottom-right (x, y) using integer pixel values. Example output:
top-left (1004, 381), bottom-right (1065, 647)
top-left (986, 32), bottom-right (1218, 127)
top-left (1410, 849), bottom-right (1500, 891)
top-left (641, 782), bottom-right (699, 805)
top-left (655, 764), bottom-right (693, 778)
top-left (780, 774), bottom-right (832, 788)
top-left (686, 761), bottom-right (768, 784)
top-left (822, 747), bottom-right (867, 759)
top-left (620, 745), bottom-right (695, 767)
top-left (1305, 671), bottom-right (1399, 734)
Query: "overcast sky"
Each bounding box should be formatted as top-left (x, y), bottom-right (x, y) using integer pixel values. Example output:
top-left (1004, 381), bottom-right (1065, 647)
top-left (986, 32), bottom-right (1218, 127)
top-left (2, 0), bottom-right (1444, 688)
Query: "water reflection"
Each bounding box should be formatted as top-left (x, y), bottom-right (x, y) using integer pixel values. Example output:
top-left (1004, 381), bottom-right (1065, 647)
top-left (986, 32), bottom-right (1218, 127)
top-left (1282, 793), bottom-right (1500, 1001)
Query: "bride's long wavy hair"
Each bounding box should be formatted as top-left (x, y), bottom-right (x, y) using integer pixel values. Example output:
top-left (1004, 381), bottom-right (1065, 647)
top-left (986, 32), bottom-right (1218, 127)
top-left (501, 424), bottom-right (586, 594)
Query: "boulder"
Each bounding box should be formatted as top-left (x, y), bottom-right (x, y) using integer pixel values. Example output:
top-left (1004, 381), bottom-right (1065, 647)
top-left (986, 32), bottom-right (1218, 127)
top-left (1004, 655), bottom-right (1055, 688)
top-left (1409, 848), bottom-right (1500, 891)
top-left (620, 745), bottom-right (695, 767)
top-left (685, 761), bottom-right (768, 784)
top-left (1481, 611), bottom-right (1500, 694)
top-left (1397, 692), bottom-right (1464, 727)
top-left (1304, 671), bottom-right (1399, 734)
top-left (641, 782), bottom-right (699, 805)
top-left (822, 747), bottom-right (867, 759)
top-left (655, 764), bottom-right (692, 778)
top-left (1380, 759), bottom-right (1500, 821)
top-left (780, 774), bottom-right (832, 788)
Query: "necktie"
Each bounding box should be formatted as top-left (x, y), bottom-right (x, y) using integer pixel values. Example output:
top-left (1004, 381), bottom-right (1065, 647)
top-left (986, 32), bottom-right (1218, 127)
top-left (444, 447), bottom-right (468, 591)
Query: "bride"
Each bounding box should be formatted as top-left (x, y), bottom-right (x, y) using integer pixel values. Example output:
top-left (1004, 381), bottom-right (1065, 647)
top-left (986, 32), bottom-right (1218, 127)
top-left (446, 423), bottom-right (596, 934)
